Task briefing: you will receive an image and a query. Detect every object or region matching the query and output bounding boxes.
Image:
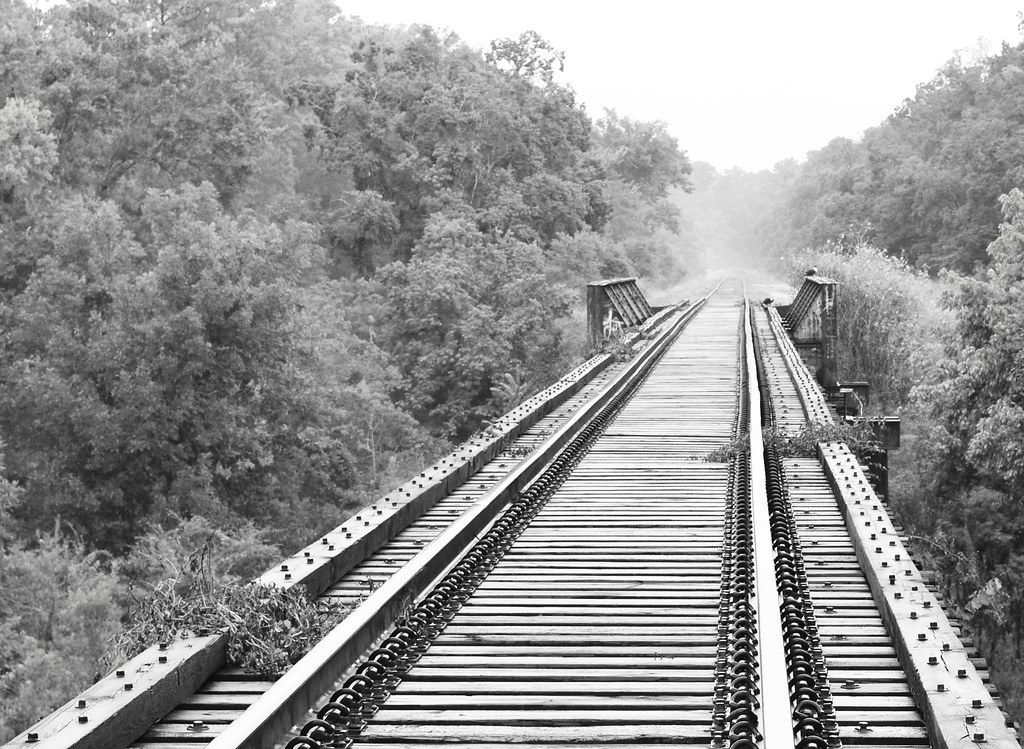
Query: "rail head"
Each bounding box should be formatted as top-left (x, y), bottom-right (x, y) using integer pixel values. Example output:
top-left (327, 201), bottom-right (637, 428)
top-left (744, 299), bottom-right (797, 749)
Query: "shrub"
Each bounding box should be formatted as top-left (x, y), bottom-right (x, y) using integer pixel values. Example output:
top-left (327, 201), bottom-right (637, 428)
top-left (785, 243), bottom-right (950, 410)
top-left (106, 542), bottom-right (346, 677)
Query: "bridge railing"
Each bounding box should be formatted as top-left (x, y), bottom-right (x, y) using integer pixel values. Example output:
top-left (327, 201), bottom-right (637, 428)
top-left (779, 274), bottom-right (837, 386)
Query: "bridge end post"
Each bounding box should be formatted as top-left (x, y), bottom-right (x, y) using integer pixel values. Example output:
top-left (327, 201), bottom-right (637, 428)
top-left (586, 282), bottom-right (612, 352)
top-left (786, 275), bottom-right (839, 388)
top-left (586, 278), bottom-right (655, 352)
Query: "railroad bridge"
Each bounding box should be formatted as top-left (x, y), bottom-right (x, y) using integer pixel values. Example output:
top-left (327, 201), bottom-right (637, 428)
top-left (8, 278), bottom-right (1018, 749)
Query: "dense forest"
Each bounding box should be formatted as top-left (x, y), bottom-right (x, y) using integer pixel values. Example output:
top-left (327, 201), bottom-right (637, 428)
top-left (8, 0), bottom-right (1024, 738)
top-left (0, 0), bottom-right (698, 737)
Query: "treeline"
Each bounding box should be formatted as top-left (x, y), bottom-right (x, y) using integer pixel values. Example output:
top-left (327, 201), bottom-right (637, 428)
top-left (0, 0), bottom-right (695, 738)
top-left (782, 41), bottom-right (1024, 272)
top-left (676, 34), bottom-right (1024, 276)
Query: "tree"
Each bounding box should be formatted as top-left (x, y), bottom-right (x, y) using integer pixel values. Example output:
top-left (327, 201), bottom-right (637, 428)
top-left (771, 42), bottom-right (1024, 274)
top-left (1, 184), bottom-right (342, 548)
top-left (924, 188), bottom-right (1024, 495)
top-left (782, 137), bottom-right (872, 250)
top-left (0, 98), bottom-right (57, 212)
top-left (0, 0), bottom-right (45, 104)
top-left (324, 190), bottom-right (400, 277)
top-left (486, 30), bottom-right (565, 86)
top-left (595, 111), bottom-right (691, 201)
top-left (0, 532), bottom-right (122, 743)
top-left (592, 111), bottom-right (693, 282)
top-left (375, 214), bottom-right (574, 438)
top-left (322, 26), bottom-right (597, 265)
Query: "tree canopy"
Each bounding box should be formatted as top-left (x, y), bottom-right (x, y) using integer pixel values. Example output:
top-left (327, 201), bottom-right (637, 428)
top-left (766, 41), bottom-right (1024, 273)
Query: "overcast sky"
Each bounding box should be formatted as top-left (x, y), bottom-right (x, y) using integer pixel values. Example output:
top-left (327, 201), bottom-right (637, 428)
top-left (337, 1), bottom-right (1022, 172)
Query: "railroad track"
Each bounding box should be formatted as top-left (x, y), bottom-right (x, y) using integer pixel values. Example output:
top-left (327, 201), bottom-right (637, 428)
top-left (208, 282), bottom-right (997, 749)
top-left (11, 281), bottom-right (1019, 749)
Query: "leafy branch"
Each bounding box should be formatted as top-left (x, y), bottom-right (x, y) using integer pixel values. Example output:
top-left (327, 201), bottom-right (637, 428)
top-left (704, 421), bottom-right (882, 463)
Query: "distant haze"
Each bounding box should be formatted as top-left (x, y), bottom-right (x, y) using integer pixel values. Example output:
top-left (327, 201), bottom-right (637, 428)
top-left (337, 0), bottom-right (1021, 172)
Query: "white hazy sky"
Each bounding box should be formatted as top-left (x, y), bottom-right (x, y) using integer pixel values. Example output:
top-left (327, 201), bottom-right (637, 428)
top-left (336, 0), bottom-right (1022, 172)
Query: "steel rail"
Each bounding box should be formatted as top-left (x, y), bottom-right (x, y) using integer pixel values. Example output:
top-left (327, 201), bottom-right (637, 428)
top-left (204, 289), bottom-right (718, 749)
top-left (753, 295), bottom-right (940, 748)
top-left (745, 298), bottom-right (796, 749)
top-left (755, 316), bottom-right (842, 749)
top-left (712, 308), bottom-right (758, 749)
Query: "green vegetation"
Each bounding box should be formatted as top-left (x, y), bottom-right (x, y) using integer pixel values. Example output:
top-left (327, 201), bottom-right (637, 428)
top-left (774, 41), bottom-right (1024, 273)
top-left (0, 0), bottom-right (697, 739)
top-left (107, 544), bottom-right (346, 678)
top-left (15, 0), bottom-right (1024, 735)
top-left (784, 244), bottom-right (950, 411)
top-left (704, 422), bottom-right (882, 464)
